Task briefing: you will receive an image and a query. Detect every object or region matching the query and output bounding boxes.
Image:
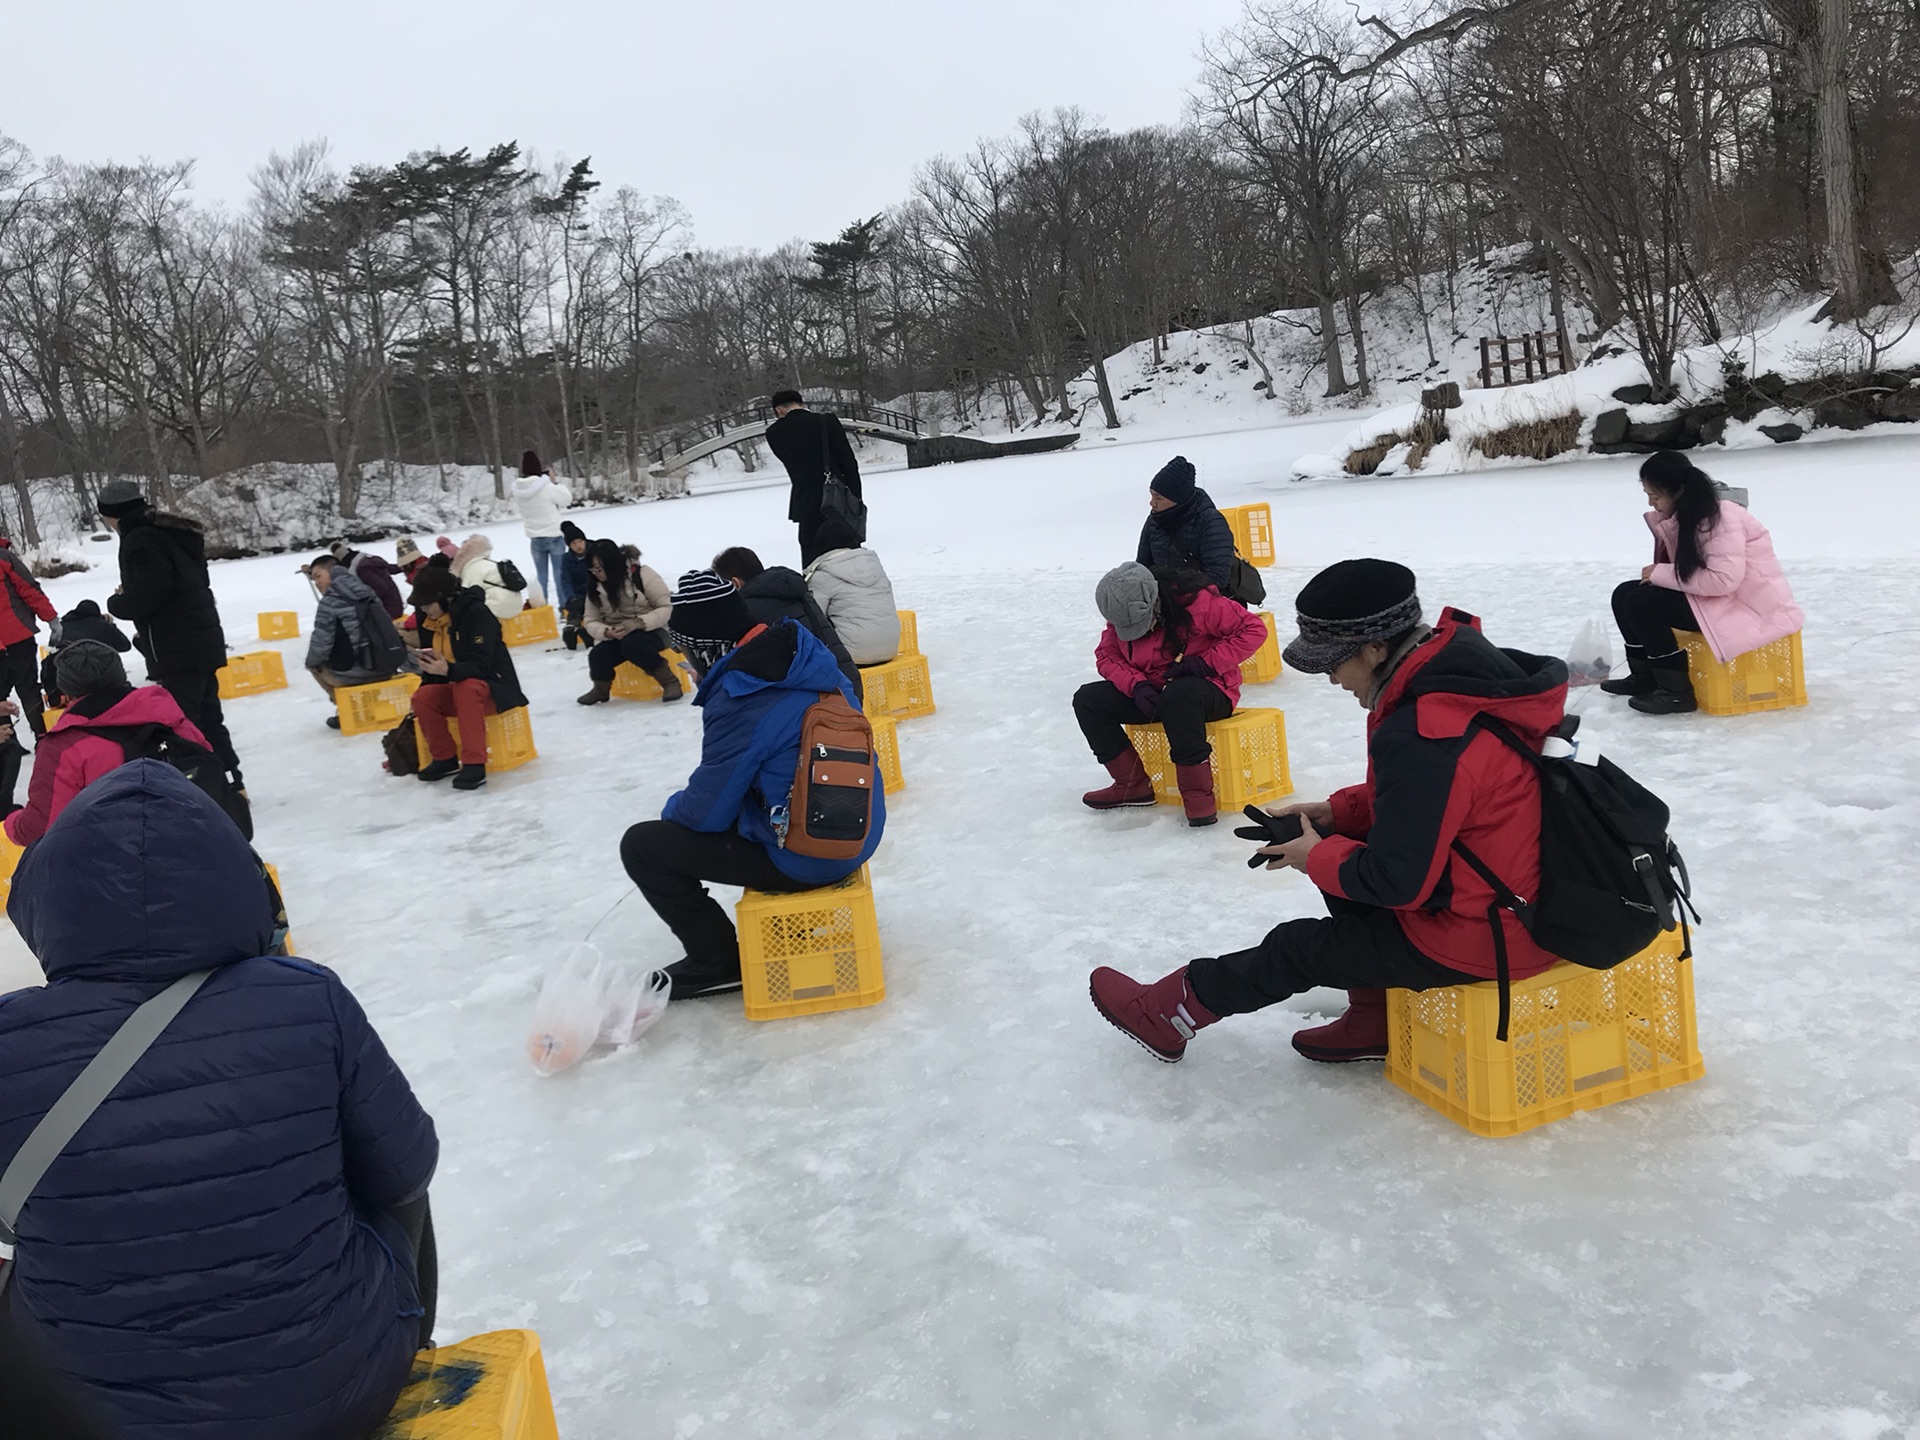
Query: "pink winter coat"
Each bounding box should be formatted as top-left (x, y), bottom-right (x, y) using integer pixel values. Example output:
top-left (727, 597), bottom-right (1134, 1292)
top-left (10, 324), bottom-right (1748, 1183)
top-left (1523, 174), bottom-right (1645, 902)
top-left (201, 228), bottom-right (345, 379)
top-left (5, 686), bottom-right (208, 847)
top-left (1645, 502), bottom-right (1803, 663)
top-left (1095, 586), bottom-right (1269, 708)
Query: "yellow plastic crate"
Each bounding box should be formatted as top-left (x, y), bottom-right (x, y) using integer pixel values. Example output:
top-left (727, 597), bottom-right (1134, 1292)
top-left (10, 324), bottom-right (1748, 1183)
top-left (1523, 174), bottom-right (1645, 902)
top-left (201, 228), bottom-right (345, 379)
top-left (1676, 630), bottom-right (1806, 716)
top-left (377, 1329), bottom-right (559, 1440)
top-left (0, 831), bottom-right (22, 903)
top-left (1220, 502), bottom-right (1276, 567)
top-left (737, 867), bottom-right (885, 1020)
top-left (870, 712), bottom-right (904, 793)
top-left (1386, 928), bottom-right (1704, 1138)
top-left (263, 861), bottom-right (296, 954)
top-left (217, 650), bottom-right (289, 699)
top-left (610, 649), bottom-right (695, 700)
top-left (257, 611), bottom-right (300, 640)
top-left (414, 705), bottom-right (538, 774)
top-left (337, 674), bottom-right (422, 736)
top-left (500, 605), bottom-right (559, 647)
top-left (1239, 612), bottom-right (1282, 685)
top-left (1124, 706), bottom-right (1293, 809)
top-left (859, 652), bottom-right (935, 720)
top-left (896, 609), bottom-right (919, 656)
top-left (43, 707), bottom-right (64, 728)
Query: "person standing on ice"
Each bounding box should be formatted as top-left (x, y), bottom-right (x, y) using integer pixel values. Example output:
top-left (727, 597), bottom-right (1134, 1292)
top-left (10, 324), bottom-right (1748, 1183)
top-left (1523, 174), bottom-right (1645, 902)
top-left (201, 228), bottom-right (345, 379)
top-left (619, 570), bottom-right (885, 999)
top-left (0, 536), bottom-right (57, 738)
top-left (764, 389), bottom-right (862, 566)
top-left (1134, 456), bottom-right (1240, 598)
top-left (1602, 450), bottom-right (1803, 715)
top-left (511, 450), bottom-right (573, 610)
top-left (1089, 559), bottom-right (1568, 1064)
top-left (1074, 562), bottom-right (1268, 827)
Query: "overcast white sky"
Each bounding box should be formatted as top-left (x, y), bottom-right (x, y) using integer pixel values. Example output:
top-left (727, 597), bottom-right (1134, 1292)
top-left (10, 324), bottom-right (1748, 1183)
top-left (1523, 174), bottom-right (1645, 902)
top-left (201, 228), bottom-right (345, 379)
top-left (7, 0), bottom-right (1249, 250)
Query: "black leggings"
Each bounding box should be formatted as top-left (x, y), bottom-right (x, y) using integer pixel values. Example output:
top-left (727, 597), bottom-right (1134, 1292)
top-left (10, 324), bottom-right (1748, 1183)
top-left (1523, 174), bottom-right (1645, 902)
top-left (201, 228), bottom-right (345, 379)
top-left (587, 629), bottom-right (670, 682)
top-left (1073, 677), bottom-right (1233, 768)
top-left (1611, 580), bottom-right (1697, 669)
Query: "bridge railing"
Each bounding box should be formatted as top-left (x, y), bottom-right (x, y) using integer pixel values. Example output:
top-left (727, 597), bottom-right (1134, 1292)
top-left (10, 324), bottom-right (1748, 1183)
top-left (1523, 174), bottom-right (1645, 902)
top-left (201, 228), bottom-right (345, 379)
top-left (650, 400), bottom-right (923, 467)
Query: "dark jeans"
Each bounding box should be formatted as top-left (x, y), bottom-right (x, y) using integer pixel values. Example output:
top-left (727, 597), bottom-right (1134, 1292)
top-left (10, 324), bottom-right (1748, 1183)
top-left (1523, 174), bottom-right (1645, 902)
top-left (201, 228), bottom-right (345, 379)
top-left (1187, 892), bottom-right (1478, 1017)
top-left (159, 669), bottom-right (241, 778)
top-left (587, 630), bottom-right (669, 683)
top-left (1611, 580), bottom-right (1697, 669)
top-left (3, 640), bottom-right (45, 735)
top-left (1073, 677), bottom-right (1233, 768)
top-left (620, 819), bottom-right (801, 972)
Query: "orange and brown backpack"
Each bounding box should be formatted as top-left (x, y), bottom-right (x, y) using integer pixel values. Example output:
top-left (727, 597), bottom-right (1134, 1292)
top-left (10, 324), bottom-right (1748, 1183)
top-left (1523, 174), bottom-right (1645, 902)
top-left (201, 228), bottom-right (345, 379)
top-left (784, 692), bottom-right (877, 860)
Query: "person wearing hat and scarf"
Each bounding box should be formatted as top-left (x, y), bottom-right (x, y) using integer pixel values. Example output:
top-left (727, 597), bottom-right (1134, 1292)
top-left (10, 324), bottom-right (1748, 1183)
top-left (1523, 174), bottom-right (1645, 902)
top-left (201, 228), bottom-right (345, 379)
top-left (1134, 456), bottom-right (1239, 597)
top-left (1074, 562), bottom-right (1268, 826)
top-left (619, 569), bottom-right (886, 999)
top-left (1090, 559), bottom-right (1569, 1064)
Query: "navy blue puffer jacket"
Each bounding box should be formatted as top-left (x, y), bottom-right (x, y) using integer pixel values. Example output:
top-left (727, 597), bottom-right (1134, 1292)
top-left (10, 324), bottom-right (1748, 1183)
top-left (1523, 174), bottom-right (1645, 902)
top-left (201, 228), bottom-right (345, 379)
top-left (0, 761), bottom-right (438, 1440)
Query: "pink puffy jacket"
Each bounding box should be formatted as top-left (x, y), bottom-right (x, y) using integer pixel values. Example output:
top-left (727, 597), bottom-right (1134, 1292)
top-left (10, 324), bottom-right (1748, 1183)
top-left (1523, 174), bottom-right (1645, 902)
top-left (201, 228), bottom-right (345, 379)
top-left (1645, 502), bottom-right (1804, 663)
top-left (1095, 586), bottom-right (1269, 708)
top-left (5, 686), bottom-right (208, 847)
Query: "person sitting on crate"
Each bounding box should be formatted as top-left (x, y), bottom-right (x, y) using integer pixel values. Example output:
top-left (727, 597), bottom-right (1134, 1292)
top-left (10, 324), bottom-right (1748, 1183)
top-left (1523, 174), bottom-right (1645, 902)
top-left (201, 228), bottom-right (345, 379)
top-left (803, 513), bottom-right (901, 667)
top-left (1074, 562), bottom-right (1268, 828)
top-left (1602, 450), bottom-right (1803, 715)
top-left (619, 570), bottom-right (886, 1000)
top-left (451, 533), bottom-right (531, 620)
top-left (0, 761), bottom-right (439, 1440)
top-left (712, 545), bottom-right (862, 698)
top-left (559, 521), bottom-right (591, 651)
top-left (303, 554), bottom-right (412, 728)
top-left (1134, 456), bottom-right (1250, 602)
top-left (328, 539), bottom-right (407, 621)
top-left (405, 566), bottom-right (529, 792)
top-left (1089, 559), bottom-right (1569, 1064)
top-left (575, 538), bottom-right (682, 705)
top-left (40, 599), bottom-right (132, 709)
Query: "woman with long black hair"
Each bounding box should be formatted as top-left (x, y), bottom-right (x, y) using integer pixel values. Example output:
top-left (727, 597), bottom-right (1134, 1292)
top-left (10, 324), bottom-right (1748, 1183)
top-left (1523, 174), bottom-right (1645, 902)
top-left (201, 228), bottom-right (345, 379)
top-left (576, 538), bottom-right (681, 704)
top-left (1606, 451), bottom-right (1803, 714)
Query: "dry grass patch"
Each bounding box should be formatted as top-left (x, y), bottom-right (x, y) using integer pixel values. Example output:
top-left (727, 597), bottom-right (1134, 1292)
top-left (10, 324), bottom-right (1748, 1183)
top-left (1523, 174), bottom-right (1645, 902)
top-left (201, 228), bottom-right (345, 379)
top-left (1472, 411), bottom-right (1582, 461)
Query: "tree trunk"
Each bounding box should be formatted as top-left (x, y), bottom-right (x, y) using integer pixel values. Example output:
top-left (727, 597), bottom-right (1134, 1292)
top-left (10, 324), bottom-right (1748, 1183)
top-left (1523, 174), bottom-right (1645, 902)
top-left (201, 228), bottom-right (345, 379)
top-left (0, 397), bottom-right (42, 547)
top-left (1089, 348), bottom-right (1121, 428)
top-left (1318, 297), bottom-right (1351, 397)
top-left (1344, 289), bottom-right (1372, 397)
top-left (1810, 0), bottom-right (1892, 317)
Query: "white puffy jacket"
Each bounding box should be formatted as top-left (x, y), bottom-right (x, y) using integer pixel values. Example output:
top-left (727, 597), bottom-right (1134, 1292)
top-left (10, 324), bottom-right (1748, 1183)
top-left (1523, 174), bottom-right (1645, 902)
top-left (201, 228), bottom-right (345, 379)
top-left (452, 534), bottom-right (528, 619)
top-left (805, 546), bottom-right (900, 666)
top-left (510, 475), bottom-right (573, 538)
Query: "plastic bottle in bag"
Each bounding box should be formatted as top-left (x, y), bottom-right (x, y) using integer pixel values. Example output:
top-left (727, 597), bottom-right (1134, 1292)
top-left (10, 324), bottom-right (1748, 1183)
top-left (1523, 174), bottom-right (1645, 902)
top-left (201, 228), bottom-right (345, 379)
top-left (527, 945), bottom-right (608, 1076)
top-left (1564, 616), bottom-right (1616, 687)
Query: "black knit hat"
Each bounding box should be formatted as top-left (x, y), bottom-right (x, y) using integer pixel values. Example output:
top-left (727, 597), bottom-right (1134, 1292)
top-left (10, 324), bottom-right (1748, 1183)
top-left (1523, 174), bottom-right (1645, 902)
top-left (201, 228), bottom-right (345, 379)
top-left (1150, 455), bottom-right (1197, 504)
top-left (1283, 559), bottom-right (1421, 674)
top-left (521, 449), bottom-right (544, 478)
top-left (667, 569), bottom-right (755, 646)
top-left (55, 639), bottom-right (128, 698)
top-left (560, 520), bottom-right (586, 546)
top-left (408, 566), bottom-right (463, 611)
top-left (96, 479), bottom-right (147, 519)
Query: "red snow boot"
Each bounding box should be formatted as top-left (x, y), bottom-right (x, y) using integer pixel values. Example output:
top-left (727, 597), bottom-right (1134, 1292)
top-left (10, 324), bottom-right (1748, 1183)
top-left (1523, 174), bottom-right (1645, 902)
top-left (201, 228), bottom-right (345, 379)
top-left (1082, 748), bottom-right (1155, 810)
top-left (1175, 762), bottom-right (1217, 827)
top-left (1289, 989), bottom-right (1390, 1062)
top-left (1089, 964), bottom-right (1219, 1063)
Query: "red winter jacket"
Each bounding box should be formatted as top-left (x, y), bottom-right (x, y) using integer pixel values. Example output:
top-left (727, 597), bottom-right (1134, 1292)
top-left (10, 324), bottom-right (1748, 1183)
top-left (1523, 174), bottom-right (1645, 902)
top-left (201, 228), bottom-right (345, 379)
top-left (1094, 585), bottom-right (1269, 708)
top-left (5, 686), bottom-right (208, 847)
top-left (1305, 609), bottom-right (1569, 981)
top-left (0, 550), bottom-right (56, 648)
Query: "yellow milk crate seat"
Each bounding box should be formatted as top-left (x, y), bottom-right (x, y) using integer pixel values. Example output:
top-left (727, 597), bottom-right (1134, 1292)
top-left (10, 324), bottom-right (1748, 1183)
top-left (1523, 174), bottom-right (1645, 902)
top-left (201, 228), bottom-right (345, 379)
top-left (338, 674), bottom-right (422, 736)
top-left (257, 611), bottom-right (300, 640)
top-left (217, 651), bottom-right (289, 699)
top-left (610, 649), bottom-right (696, 700)
top-left (859, 652), bottom-right (935, 720)
top-left (413, 706), bottom-right (538, 774)
top-left (377, 1330), bottom-right (559, 1440)
top-left (1239, 612), bottom-right (1281, 685)
top-left (870, 712), bottom-right (905, 793)
top-left (1386, 928), bottom-right (1703, 1138)
top-left (896, 609), bottom-right (919, 656)
top-left (737, 867), bottom-right (885, 1020)
top-left (1124, 707), bottom-right (1293, 810)
top-left (499, 605), bottom-right (559, 647)
top-left (1676, 630), bottom-right (1807, 716)
top-left (1219, 502), bottom-right (1275, 567)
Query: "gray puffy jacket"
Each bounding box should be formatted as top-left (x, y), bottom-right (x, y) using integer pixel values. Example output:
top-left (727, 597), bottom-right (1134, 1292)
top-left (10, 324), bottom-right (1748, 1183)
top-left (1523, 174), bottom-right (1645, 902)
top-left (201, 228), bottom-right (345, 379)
top-left (804, 546), bottom-right (899, 667)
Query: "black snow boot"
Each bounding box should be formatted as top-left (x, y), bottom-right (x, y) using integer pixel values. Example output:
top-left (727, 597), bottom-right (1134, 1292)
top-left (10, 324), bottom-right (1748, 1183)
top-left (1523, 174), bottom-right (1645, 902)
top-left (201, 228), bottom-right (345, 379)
top-left (418, 757), bottom-right (459, 783)
top-left (452, 763), bottom-right (488, 791)
top-left (664, 955), bottom-right (743, 1000)
top-left (1629, 667), bottom-right (1698, 715)
top-left (1600, 655), bottom-right (1656, 696)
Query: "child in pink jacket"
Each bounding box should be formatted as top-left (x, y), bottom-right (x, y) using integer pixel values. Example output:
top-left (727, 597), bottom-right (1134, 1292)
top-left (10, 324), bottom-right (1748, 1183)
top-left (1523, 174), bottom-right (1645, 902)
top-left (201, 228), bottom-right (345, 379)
top-left (1604, 451), bottom-right (1804, 714)
top-left (1074, 562), bottom-right (1269, 825)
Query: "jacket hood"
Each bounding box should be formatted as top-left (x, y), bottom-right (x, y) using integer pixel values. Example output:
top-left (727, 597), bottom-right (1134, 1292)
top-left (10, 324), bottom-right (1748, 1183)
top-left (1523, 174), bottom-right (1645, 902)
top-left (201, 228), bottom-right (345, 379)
top-left (9, 760), bottom-right (273, 984)
top-left (58, 683), bottom-right (194, 735)
top-left (127, 510), bottom-right (208, 561)
top-left (326, 568), bottom-right (377, 608)
top-left (452, 534), bottom-right (494, 574)
top-left (702, 620), bottom-right (844, 703)
top-left (1381, 608), bottom-right (1567, 744)
top-left (510, 475), bottom-right (551, 500)
top-left (742, 567), bottom-right (811, 604)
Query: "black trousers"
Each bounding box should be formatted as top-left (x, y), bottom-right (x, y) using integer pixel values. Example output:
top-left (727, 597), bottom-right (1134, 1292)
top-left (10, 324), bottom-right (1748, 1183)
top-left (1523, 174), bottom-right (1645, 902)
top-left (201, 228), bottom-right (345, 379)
top-left (1611, 580), bottom-right (1697, 669)
top-left (620, 819), bottom-right (803, 971)
top-left (1073, 677), bottom-right (1232, 768)
top-left (393, 1194), bottom-right (438, 1350)
top-left (159, 670), bottom-right (242, 778)
top-left (1186, 891), bottom-right (1479, 1017)
top-left (587, 630), bottom-right (669, 682)
top-left (797, 519), bottom-right (825, 568)
top-left (2, 640), bottom-right (44, 735)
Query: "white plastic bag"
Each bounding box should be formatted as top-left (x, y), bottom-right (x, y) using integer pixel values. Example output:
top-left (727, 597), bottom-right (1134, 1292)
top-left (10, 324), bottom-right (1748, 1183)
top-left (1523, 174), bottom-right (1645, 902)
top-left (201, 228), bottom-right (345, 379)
top-left (527, 945), bottom-right (671, 1074)
top-left (1564, 617), bottom-right (1615, 688)
top-left (598, 961), bottom-right (670, 1048)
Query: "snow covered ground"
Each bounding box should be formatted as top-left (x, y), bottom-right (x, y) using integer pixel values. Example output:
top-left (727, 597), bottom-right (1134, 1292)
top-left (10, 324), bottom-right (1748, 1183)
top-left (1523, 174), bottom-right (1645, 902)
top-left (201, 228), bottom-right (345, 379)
top-left (5, 416), bottom-right (1919, 1438)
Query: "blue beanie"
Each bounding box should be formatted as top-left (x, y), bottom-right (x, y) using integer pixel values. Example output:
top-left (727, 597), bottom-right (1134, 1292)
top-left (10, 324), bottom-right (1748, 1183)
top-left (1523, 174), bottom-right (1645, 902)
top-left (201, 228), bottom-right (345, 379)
top-left (1150, 456), bottom-right (1197, 504)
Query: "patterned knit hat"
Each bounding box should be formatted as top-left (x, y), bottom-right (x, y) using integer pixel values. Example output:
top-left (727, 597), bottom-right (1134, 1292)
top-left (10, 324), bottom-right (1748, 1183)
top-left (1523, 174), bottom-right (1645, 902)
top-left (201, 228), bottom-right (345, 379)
top-left (1282, 559), bottom-right (1422, 674)
top-left (667, 569), bottom-right (754, 646)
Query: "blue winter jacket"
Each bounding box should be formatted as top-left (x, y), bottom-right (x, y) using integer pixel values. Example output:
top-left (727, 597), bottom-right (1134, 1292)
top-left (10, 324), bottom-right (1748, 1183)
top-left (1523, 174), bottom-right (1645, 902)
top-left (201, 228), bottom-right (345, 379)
top-left (0, 761), bottom-right (438, 1440)
top-left (664, 620), bottom-right (886, 884)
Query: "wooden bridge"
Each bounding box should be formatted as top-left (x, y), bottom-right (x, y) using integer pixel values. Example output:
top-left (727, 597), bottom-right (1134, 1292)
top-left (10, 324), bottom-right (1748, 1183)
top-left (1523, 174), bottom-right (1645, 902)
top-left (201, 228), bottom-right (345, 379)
top-left (648, 400), bottom-right (924, 475)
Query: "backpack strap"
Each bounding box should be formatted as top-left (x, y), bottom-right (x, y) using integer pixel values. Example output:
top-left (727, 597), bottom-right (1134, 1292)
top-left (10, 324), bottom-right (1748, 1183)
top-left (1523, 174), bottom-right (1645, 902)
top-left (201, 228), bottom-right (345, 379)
top-left (1450, 838), bottom-right (1531, 1042)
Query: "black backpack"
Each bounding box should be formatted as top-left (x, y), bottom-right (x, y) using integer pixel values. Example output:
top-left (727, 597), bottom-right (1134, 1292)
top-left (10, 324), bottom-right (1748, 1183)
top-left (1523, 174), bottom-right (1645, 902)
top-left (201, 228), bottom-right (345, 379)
top-left (1450, 716), bottom-right (1695, 1040)
top-left (354, 592), bottom-right (409, 675)
top-left (495, 558), bottom-right (529, 593)
top-left (94, 723), bottom-right (254, 840)
top-left (1172, 534), bottom-right (1266, 607)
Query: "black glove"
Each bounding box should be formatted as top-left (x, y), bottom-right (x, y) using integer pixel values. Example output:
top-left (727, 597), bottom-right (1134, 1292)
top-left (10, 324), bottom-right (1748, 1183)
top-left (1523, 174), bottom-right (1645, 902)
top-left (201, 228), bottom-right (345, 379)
top-left (1234, 806), bottom-right (1311, 869)
top-left (1166, 655), bottom-right (1214, 682)
top-left (1131, 683), bottom-right (1162, 720)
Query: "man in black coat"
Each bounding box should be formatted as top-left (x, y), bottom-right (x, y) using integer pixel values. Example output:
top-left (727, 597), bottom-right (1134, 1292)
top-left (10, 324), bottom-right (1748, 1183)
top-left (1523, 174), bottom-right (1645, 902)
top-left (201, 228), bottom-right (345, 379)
top-left (763, 389), bottom-right (862, 566)
top-left (97, 480), bottom-right (244, 781)
top-left (1135, 455), bottom-right (1241, 598)
top-left (711, 545), bottom-right (863, 700)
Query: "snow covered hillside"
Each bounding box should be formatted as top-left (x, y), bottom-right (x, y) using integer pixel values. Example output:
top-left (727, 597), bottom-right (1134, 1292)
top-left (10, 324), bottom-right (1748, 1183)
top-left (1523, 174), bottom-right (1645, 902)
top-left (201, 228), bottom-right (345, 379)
top-left (4, 420), bottom-right (1918, 1438)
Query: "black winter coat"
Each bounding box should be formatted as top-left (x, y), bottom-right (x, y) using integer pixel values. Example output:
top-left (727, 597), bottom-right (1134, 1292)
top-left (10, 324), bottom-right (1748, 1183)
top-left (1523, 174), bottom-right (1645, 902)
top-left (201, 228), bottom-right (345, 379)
top-left (766, 408), bottom-right (862, 526)
top-left (425, 584), bottom-right (527, 711)
top-left (740, 567), bottom-right (862, 692)
top-left (107, 511), bottom-right (228, 677)
top-left (56, 602), bottom-right (132, 653)
top-left (1136, 487), bottom-right (1239, 594)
